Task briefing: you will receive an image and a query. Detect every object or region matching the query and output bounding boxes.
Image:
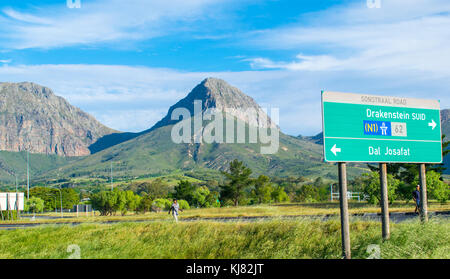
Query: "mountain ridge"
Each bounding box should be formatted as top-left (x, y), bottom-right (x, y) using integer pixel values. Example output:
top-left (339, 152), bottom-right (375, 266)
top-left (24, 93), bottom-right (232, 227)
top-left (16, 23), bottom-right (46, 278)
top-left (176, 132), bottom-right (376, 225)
top-left (39, 78), bottom-right (365, 180)
top-left (149, 77), bottom-right (276, 132)
top-left (0, 82), bottom-right (117, 156)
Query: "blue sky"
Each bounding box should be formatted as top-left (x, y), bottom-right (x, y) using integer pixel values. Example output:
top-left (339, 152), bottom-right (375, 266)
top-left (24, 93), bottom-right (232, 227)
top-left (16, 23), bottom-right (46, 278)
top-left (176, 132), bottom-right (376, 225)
top-left (0, 0), bottom-right (449, 135)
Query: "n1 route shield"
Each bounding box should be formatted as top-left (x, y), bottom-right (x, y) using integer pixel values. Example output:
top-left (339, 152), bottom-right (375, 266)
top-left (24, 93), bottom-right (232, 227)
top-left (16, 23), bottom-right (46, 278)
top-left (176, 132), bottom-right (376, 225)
top-left (321, 91), bottom-right (442, 163)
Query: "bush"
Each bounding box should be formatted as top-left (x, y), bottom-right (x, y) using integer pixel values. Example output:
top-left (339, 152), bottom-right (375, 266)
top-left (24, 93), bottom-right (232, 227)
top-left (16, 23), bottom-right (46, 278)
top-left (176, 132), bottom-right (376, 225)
top-left (90, 191), bottom-right (118, 216)
top-left (362, 172), bottom-right (399, 205)
top-left (174, 180), bottom-right (196, 205)
top-left (0, 210), bottom-right (18, 221)
top-left (271, 185), bottom-right (289, 203)
top-left (136, 194), bottom-right (152, 213)
top-left (295, 185), bottom-right (320, 203)
top-left (152, 198), bottom-right (172, 211)
top-left (29, 187), bottom-right (80, 210)
top-left (177, 199), bottom-right (190, 210)
top-left (192, 186), bottom-right (210, 207)
top-left (413, 171), bottom-right (450, 203)
top-left (24, 197), bottom-right (45, 213)
top-left (90, 189), bottom-right (141, 216)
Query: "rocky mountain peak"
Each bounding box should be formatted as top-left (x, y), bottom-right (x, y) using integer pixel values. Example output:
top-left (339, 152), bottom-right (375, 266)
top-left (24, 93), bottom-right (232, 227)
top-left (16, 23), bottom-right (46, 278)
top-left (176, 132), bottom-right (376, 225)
top-left (0, 82), bottom-right (117, 156)
top-left (196, 77), bottom-right (259, 109)
top-left (149, 78), bottom-right (277, 131)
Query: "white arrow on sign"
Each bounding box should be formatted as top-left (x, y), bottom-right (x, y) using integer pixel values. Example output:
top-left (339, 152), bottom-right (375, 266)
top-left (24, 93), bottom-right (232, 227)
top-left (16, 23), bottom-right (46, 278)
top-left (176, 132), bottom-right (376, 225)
top-left (428, 119), bottom-right (437, 130)
top-left (331, 144), bottom-right (341, 156)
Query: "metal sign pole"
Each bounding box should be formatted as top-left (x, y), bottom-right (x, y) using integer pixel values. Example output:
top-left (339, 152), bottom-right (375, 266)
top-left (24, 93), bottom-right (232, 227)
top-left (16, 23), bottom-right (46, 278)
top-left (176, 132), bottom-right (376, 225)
top-left (379, 163), bottom-right (390, 240)
top-left (419, 164), bottom-right (428, 222)
top-left (338, 162), bottom-right (351, 259)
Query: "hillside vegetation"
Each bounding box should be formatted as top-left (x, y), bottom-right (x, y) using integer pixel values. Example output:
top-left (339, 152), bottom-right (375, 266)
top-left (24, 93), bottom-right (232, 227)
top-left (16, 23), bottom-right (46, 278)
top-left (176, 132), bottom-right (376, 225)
top-left (0, 151), bottom-right (80, 183)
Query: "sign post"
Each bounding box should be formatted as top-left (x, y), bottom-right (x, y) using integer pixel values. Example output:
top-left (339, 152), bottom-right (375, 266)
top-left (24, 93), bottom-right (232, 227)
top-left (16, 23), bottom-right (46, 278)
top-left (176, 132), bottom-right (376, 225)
top-left (379, 163), bottom-right (390, 239)
top-left (322, 91), bottom-right (442, 256)
top-left (419, 164), bottom-right (428, 221)
top-left (338, 163), bottom-right (351, 259)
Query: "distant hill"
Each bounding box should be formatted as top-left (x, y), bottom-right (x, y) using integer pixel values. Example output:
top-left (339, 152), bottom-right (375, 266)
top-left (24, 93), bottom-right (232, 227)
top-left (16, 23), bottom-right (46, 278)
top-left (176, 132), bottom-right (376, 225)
top-left (0, 82), bottom-right (117, 156)
top-left (298, 132), bottom-right (323, 145)
top-left (441, 109), bottom-right (449, 174)
top-left (43, 78), bottom-right (365, 180)
top-left (442, 109), bottom-right (449, 140)
top-left (0, 150), bottom-right (78, 183)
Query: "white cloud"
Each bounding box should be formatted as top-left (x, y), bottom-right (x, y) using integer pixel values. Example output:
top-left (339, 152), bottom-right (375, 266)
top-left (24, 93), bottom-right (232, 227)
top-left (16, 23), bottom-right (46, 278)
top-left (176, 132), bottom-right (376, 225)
top-left (245, 0), bottom-right (450, 78)
top-left (1, 64), bottom-right (448, 136)
top-left (96, 109), bottom-right (168, 133)
top-left (0, 0), bottom-right (227, 49)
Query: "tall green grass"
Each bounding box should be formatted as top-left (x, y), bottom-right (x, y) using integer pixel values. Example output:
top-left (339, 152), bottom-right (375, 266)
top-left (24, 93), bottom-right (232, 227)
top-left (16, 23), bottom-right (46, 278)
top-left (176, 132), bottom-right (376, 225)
top-left (0, 218), bottom-right (448, 259)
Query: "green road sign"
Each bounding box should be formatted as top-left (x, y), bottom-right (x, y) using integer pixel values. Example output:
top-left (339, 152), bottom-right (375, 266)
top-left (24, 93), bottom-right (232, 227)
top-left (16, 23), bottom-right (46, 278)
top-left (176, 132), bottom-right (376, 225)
top-left (322, 91), bottom-right (442, 163)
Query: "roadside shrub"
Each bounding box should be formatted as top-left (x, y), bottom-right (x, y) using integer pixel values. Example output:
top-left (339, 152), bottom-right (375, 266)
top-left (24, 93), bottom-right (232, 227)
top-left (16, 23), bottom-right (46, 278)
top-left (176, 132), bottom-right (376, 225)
top-left (0, 210), bottom-right (18, 221)
top-left (90, 189), bottom-right (141, 216)
top-left (294, 184), bottom-right (320, 203)
top-left (24, 197), bottom-right (45, 213)
top-left (152, 198), bottom-right (172, 210)
top-left (413, 171), bottom-right (450, 203)
top-left (136, 194), bottom-right (152, 213)
top-left (178, 199), bottom-right (190, 210)
top-left (362, 172), bottom-right (399, 205)
top-left (271, 185), bottom-right (289, 203)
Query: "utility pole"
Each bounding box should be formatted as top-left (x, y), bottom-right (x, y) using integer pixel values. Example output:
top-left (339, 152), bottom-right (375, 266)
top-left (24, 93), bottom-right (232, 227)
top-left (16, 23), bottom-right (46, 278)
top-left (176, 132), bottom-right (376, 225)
top-left (338, 163), bottom-right (351, 259)
top-left (27, 151), bottom-right (30, 200)
top-left (330, 184), bottom-right (333, 201)
top-left (110, 161), bottom-right (113, 191)
top-left (15, 174), bottom-right (18, 193)
top-left (57, 187), bottom-right (63, 218)
top-left (419, 164), bottom-right (428, 222)
top-left (379, 163), bottom-right (390, 240)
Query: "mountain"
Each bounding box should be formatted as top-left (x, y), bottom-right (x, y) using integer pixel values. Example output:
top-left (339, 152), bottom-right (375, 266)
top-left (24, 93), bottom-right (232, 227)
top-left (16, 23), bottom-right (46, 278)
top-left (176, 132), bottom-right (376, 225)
top-left (44, 78), bottom-right (365, 180)
top-left (298, 132), bottom-right (323, 145)
top-left (89, 77), bottom-right (276, 154)
top-left (0, 82), bottom-right (117, 156)
top-left (441, 109), bottom-right (449, 174)
top-left (442, 109), bottom-right (449, 141)
top-left (0, 150), bottom-right (78, 183)
top-left (150, 78), bottom-right (276, 131)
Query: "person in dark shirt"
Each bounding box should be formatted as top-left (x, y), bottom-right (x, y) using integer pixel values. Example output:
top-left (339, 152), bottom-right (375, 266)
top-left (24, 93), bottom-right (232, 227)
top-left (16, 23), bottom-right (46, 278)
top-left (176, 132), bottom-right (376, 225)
top-left (412, 185), bottom-right (421, 214)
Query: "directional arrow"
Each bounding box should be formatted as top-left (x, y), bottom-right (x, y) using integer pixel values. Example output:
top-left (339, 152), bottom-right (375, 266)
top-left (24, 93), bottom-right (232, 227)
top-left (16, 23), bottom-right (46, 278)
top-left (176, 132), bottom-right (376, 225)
top-left (428, 119), bottom-right (437, 130)
top-left (331, 144), bottom-right (341, 156)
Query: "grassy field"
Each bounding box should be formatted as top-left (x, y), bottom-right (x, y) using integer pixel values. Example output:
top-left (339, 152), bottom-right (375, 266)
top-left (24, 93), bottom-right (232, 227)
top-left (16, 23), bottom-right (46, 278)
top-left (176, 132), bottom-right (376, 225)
top-left (0, 218), bottom-right (448, 259)
top-left (5, 201), bottom-right (449, 225)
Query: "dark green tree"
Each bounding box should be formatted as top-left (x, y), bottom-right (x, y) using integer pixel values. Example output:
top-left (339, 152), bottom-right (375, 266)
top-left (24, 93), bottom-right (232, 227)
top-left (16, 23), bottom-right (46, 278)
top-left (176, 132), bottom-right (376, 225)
top-left (361, 172), bottom-right (400, 205)
top-left (295, 184), bottom-right (320, 203)
top-left (174, 180), bottom-right (196, 204)
top-left (251, 175), bottom-right (272, 204)
top-left (220, 159), bottom-right (253, 206)
top-left (271, 185), bottom-right (289, 203)
top-left (136, 193), bottom-right (153, 213)
top-left (29, 187), bottom-right (79, 210)
top-left (128, 178), bottom-right (169, 198)
top-left (91, 190), bottom-right (119, 216)
top-left (413, 171), bottom-right (449, 202)
top-left (24, 197), bottom-right (44, 213)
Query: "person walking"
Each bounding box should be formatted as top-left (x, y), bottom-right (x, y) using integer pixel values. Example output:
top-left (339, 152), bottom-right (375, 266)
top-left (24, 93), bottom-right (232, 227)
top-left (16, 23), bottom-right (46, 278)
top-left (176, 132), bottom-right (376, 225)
top-left (168, 199), bottom-right (182, 222)
top-left (412, 185), bottom-right (421, 215)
